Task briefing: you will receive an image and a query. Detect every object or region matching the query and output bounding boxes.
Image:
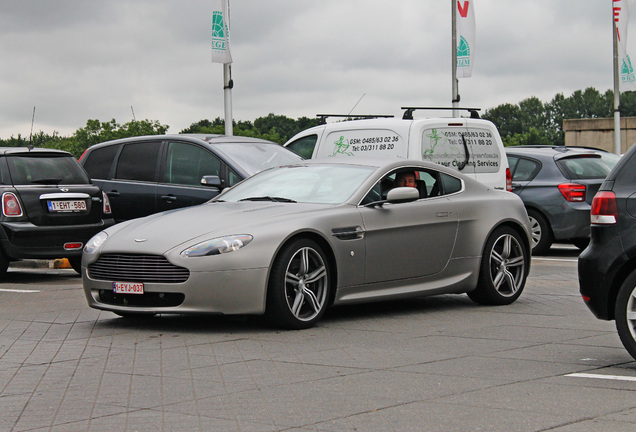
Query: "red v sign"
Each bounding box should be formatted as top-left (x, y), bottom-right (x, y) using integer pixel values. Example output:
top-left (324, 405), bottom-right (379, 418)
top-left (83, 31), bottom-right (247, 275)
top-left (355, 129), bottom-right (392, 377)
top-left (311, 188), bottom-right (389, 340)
top-left (458, 1), bottom-right (470, 18)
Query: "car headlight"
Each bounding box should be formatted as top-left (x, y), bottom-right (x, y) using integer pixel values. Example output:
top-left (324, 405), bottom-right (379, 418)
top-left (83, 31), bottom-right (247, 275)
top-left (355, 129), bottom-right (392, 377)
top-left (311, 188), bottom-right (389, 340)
top-left (181, 234), bottom-right (253, 257)
top-left (84, 231), bottom-right (108, 254)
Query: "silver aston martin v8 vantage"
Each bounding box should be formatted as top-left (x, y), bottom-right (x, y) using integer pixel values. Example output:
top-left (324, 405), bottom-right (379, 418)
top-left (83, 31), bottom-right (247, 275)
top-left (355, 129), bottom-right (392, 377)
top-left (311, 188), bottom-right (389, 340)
top-left (82, 158), bottom-right (532, 329)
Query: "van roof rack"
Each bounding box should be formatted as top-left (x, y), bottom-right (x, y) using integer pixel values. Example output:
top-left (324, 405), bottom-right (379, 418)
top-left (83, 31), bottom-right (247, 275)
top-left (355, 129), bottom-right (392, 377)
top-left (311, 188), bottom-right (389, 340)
top-left (316, 114), bottom-right (394, 124)
top-left (401, 107), bottom-right (481, 120)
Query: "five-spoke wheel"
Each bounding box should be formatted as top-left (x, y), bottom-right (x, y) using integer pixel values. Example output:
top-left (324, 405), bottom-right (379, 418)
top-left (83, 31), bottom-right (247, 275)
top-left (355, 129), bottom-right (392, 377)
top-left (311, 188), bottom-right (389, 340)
top-left (469, 226), bottom-right (529, 305)
top-left (266, 239), bottom-right (330, 329)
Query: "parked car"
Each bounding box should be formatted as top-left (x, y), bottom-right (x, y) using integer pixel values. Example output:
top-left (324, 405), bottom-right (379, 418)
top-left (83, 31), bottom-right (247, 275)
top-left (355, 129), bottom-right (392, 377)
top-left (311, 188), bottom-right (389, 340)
top-left (505, 146), bottom-right (620, 254)
top-left (578, 142), bottom-right (636, 360)
top-left (0, 147), bottom-right (114, 276)
top-left (284, 108), bottom-right (512, 191)
top-left (82, 158), bottom-right (531, 329)
top-left (79, 134), bottom-right (303, 222)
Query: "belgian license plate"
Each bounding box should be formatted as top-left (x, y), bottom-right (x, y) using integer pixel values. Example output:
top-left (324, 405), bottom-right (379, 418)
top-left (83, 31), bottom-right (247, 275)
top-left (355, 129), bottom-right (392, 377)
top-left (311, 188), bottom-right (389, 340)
top-left (47, 200), bottom-right (87, 212)
top-left (113, 281), bottom-right (144, 294)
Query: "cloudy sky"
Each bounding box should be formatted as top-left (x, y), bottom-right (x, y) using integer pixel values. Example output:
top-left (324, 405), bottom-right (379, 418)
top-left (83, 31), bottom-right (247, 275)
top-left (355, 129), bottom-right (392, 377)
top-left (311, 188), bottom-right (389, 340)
top-left (0, 0), bottom-right (631, 139)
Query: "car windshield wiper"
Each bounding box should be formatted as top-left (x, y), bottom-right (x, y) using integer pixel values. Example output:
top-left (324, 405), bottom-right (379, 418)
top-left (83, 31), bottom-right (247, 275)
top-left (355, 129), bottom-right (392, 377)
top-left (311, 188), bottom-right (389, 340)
top-left (238, 196), bottom-right (297, 203)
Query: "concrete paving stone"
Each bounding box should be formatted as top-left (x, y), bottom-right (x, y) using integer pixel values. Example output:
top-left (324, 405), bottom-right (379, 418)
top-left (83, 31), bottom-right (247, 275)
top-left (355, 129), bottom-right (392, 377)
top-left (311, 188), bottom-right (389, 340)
top-left (396, 354), bottom-right (592, 382)
top-left (482, 340), bottom-right (635, 366)
top-left (312, 401), bottom-right (575, 432)
top-left (546, 420), bottom-right (636, 432)
top-left (434, 380), bottom-right (636, 419)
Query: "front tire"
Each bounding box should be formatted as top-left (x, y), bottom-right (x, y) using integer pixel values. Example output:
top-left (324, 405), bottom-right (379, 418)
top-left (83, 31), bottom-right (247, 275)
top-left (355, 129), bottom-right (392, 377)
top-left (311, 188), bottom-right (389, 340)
top-left (615, 270), bottom-right (636, 360)
top-left (266, 239), bottom-right (330, 329)
top-left (468, 226), bottom-right (529, 305)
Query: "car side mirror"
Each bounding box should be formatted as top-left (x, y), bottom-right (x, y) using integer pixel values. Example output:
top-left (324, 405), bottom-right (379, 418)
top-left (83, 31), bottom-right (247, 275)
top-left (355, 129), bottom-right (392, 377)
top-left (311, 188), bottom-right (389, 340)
top-left (386, 187), bottom-right (419, 203)
top-left (201, 175), bottom-right (221, 188)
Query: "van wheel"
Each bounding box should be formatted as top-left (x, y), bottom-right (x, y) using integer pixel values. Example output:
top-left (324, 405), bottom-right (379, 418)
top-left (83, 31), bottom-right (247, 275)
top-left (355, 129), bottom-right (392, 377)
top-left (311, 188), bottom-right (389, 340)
top-left (527, 209), bottom-right (552, 255)
top-left (615, 270), bottom-right (636, 360)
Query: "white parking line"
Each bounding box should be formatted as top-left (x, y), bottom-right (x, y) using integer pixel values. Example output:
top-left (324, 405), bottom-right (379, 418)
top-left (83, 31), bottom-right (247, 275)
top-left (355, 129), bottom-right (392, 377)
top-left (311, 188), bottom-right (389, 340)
top-left (532, 257), bottom-right (578, 263)
top-left (0, 288), bottom-right (40, 293)
top-left (566, 372), bottom-right (636, 382)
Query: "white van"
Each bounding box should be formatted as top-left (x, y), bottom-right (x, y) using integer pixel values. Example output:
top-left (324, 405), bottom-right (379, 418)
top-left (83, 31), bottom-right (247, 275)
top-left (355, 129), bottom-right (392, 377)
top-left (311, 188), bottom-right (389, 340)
top-left (284, 108), bottom-right (512, 191)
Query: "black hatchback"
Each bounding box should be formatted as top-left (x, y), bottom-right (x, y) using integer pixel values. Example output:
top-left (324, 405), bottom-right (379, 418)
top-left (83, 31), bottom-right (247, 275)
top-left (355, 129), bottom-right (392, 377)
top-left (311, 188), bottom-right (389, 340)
top-left (578, 143), bottom-right (636, 360)
top-left (79, 134), bottom-right (303, 222)
top-left (0, 147), bottom-right (114, 276)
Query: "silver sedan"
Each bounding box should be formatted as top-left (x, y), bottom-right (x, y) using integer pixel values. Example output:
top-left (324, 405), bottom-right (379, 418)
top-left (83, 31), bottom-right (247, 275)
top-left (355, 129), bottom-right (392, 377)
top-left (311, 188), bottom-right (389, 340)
top-left (82, 158), bottom-right (532, 329)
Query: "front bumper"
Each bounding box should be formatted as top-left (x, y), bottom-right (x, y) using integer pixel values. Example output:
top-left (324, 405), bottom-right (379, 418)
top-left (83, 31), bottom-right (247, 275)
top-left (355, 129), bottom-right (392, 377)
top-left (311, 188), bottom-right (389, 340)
top-left (82, 266), bottom-right (270, 316)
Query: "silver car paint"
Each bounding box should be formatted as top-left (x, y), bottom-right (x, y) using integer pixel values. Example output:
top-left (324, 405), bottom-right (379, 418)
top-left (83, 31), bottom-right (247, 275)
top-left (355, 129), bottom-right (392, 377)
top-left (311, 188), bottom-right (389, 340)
top-left (82, 158), bottom-right (531, 316)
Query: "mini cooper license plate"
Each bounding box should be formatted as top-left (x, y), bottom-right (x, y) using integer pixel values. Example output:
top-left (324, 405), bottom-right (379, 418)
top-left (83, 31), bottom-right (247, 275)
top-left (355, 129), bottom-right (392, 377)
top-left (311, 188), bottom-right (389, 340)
top-left (113, 282), bottom-right (144, 294)
top-left (47, 200), bottom-right (87, 212)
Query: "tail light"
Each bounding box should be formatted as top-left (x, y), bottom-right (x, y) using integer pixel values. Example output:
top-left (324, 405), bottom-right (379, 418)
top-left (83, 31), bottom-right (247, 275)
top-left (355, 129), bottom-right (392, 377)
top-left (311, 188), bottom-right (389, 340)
top-left (2, 192), bottom-right (23, 217)
top-left (558, 183), bottom-right (586, 202)
top-left (102, 191), bottom-right (112, 215)
top-left (590, 191), bottom-right (618, 224)
top-left (506, 168), bottom-right (512, 192)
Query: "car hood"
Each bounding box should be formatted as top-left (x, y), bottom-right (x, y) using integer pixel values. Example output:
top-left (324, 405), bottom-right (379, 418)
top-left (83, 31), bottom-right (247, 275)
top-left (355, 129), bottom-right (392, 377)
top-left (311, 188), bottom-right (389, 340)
top-left (101, 201), bottom-right (332, 254)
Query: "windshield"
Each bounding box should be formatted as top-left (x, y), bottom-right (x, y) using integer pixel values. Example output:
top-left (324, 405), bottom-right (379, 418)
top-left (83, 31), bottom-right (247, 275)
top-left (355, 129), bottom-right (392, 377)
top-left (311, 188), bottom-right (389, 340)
top-left (7, 154), bottom-right (90, 185)
top-left (218, 164), bottom-right (376, 204)
top-left (213, 142), bottom-right (302, 176)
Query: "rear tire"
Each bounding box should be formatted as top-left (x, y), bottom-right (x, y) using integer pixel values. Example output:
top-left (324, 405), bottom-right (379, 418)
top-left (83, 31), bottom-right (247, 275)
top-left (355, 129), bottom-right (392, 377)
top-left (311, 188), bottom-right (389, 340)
top-left (468, 226), bottom-right (529, 305)
top-left (0, 251), bottom-right (8, 279)
top-left (265, 238), bottom-right (330, 330)
top-left (527, 209), bottom-right (552, 255)
top-left (68, 257), bottom-right (82, 274)
top-left (615, 270), bottom-right (636, 361)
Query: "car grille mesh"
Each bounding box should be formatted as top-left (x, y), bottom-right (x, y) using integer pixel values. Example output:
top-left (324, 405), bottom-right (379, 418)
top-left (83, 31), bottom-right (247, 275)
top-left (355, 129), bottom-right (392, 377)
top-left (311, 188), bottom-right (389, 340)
top-left (87, 254), bottom-right (189, 283)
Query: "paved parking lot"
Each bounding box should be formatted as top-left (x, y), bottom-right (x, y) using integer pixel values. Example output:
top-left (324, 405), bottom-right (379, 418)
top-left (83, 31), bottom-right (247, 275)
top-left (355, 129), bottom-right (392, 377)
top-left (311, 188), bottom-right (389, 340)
top-left (1, 247), bottom-right (635, 432)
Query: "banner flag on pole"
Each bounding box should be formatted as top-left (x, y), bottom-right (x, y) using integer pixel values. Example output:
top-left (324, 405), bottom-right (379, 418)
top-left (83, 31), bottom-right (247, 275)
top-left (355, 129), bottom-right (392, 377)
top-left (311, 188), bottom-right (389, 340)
top-left (211, 0), bottom-right (232, 64)
top-left (456, 0), bottom-right (475, 78)
top-left (615, 0), bottom-right (636, 90)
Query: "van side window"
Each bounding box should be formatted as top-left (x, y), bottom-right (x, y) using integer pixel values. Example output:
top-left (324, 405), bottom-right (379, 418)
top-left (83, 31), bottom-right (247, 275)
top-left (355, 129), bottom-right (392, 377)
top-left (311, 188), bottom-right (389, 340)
top-left (83, 145), bottom-right (119, 179)
top-left (286, 135), bottom-right (317, 159)
top-left (115, 141), bottom-right (161, 182)
top-left (165, 142), bottom-right (222, 186)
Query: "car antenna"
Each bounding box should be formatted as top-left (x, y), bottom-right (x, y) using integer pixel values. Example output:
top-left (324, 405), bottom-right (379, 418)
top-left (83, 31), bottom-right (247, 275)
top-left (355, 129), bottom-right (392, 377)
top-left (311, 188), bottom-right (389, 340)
top-left (346, 93), bottom-right (366, 118)
top-left (28, 106), bottom-right (35, 151)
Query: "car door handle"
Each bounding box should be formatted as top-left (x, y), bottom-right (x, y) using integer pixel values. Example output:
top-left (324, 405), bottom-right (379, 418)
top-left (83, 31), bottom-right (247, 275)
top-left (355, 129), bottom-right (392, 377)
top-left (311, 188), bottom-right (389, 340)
top-left (161, 195), bottom-right (177, 202)
top-left (106, 191), bottom-right (120, 198)
top-left (436, 212), bottom-right (451, 218)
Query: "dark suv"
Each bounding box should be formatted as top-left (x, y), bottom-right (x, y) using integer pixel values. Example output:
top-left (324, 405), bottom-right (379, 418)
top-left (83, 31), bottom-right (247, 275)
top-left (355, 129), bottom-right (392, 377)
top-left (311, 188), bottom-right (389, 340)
top-left (0, 147), bottom-right (114, 276)
top-left (79, 134), bottom-right (302, 222)
top-left (579, 143), bottom-right (636, 360)
top-left (506, 146), bottom-right (619, 254)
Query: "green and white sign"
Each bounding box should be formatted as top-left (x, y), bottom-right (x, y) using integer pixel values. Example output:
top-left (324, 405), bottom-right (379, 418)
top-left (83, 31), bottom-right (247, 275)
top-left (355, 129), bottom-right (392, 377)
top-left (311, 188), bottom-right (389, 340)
top-left (211, 1), bottom-right (232, 64)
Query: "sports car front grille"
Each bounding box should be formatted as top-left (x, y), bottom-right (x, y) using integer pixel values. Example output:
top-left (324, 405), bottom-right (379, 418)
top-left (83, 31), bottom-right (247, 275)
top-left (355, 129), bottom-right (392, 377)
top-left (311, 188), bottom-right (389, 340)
top-left (87, 254), bottom-right (189, 283)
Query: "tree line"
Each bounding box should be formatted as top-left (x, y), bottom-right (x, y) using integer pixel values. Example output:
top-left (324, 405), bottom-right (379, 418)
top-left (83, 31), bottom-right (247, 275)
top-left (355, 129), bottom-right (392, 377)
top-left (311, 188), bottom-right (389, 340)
top-left (2, 87), bottom-right (636, 157)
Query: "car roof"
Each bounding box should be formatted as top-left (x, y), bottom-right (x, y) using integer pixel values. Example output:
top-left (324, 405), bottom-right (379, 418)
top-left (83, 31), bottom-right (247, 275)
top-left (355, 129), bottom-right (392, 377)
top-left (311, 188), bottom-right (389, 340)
top-left (86, 134), bottom-right (279, 150)
top-left (0, 147), bottom-right (72, 156)
top-left (504, 146), bottom-right (604, 160)
top-left (292, 156), bottom-right (475, 178)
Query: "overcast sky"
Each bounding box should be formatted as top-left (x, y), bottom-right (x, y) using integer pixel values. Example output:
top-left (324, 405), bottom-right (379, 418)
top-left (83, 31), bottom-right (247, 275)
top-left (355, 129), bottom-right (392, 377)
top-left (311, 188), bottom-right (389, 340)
top-left (0, 1), bottom-right (631, 139)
